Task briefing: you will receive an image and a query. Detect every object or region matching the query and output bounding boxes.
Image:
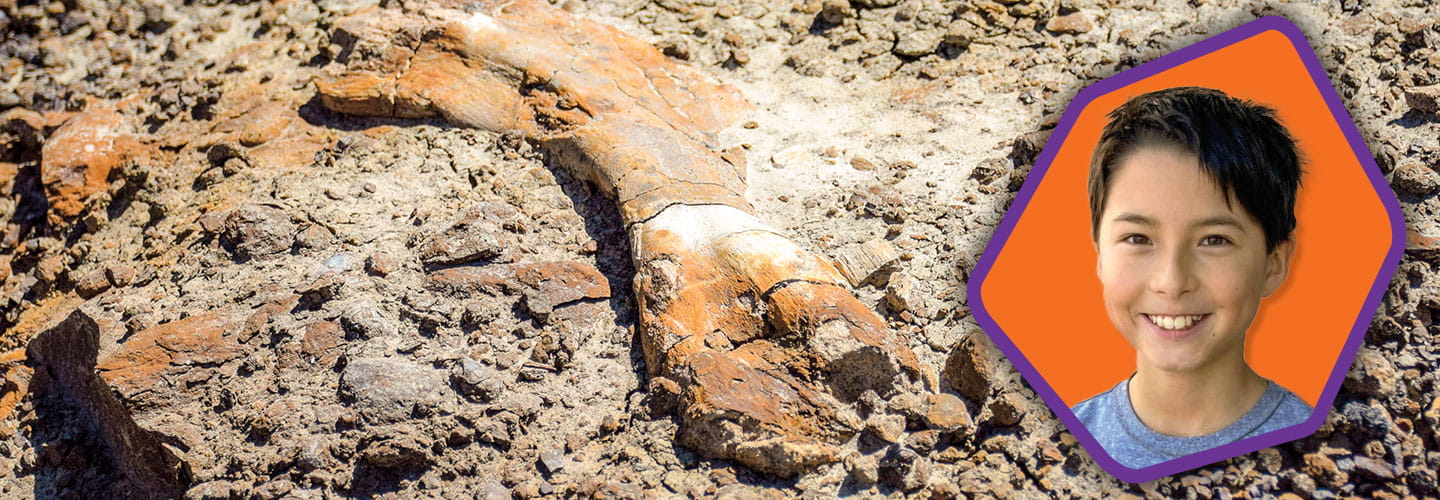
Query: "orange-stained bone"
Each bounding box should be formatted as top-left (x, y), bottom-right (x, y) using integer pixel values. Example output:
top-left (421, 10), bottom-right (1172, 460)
top-left (316, 0), bottom-right (929, 477)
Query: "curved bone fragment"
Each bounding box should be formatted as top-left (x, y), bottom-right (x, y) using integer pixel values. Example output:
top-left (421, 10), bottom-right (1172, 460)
top-left (316, 0), bottom-right (928, 477)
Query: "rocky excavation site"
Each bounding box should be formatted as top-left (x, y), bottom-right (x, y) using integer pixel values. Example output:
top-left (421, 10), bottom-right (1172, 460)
top-left (0, 0), bottom-right (1438, 498)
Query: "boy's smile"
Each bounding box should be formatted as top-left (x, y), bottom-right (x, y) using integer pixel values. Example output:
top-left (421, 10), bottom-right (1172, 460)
top-left (1096, 147), bottom-right (1292, 375)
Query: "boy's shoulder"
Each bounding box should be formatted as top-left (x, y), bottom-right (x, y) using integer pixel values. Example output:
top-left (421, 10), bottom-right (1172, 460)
top-left (1070, 380), bottom-right (1126, 431)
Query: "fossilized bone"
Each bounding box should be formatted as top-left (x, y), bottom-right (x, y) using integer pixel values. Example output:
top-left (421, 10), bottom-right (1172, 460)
top-left (316, 0), bottom-right (928, 476)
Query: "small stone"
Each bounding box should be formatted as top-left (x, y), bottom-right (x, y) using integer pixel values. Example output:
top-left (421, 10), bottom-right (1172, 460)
top-left (1404, 84), bottom-right (1440, 114)
top-left (359, 429), bottom-right (431, 468)
top-left (923, 393), bottom-right (973, 433)
top-left (866, 413), bottom-right (906, 443)
top-left (366, 252), bottom-right (399, 276)
top-left (1343, 347), bottom-right (1399, 399)
top-left (1045, 12), bottom-right (1093, 34)
top-left (849, 454), bottom-right (879, 485)
top-left (894, 29), bottom-right (945, 57)
top-left (221, 204), bottom-right (296, 260)
top-left (851, 156), bottom-right (877, 171)
top-left (539, 447), bottom-right (567, 474)
top-left (944, 327), bottom-right (1015, 402)
top-left (74, 268), bottom-right (111, 298)
top-left (885, 271), bottom-right (929, 318)
top-left (833, 239), bottom-right (901, 288)
top-left (1392, 161), bottom-right (1440, 196)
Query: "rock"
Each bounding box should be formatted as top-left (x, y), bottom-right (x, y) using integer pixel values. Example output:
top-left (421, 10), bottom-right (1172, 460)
top-left (894, 29), bottom-right (945, 57)
top-left (74, 268), bottom-right (111, 298)
top-left (96, 311), bottom-right (241, 404)
top-left (1392, 161), bottom-right (1440, 196)
top-left (299, 320), bottom-right (343, 368)
top-left (922, 393), bottom-right (973, 433)
top-left (866, 413), bottom-right (906, 443)
top-left (833, 239), bottom-right (901, 288)
top-left (849, 453), bottom-right (879, 485)
top-left (221, 204), bottom-right (297, 260)
top-left (944, 327), bottom-right (1013, 402)
top-left (1343, 347), bottom-right (1399, 399)
top-left (1405, 84), bottom-right (1440, 114)
top-left (339, 300), bottom-right (397, 340)
top-left (452, 357), bottom-right (499, 398)
top-left (885, 271), bottom-right (929, 318)
top-left (818, 0), bottom-right (851, 24)
top-left (943, 22), bottom-right (974, 49)
top-left (340, 358), bottom-right (449, 423)
top-left (366, 252), bottom-right (399, 276)
top-left (477, 481), bottom-right (510, 500)
top-left (417, 219), bottom-right (504, 267)
top-left (1045, 12), bottom-right (1093, 34)
top-left (39, 104), bottom-right (141, 223)
top-left (538, 447), bottom-right (567, 474)
top-left (359, 429), bottom-right (432, 468)
top-left (427, 261), bottom-right (610, 320)
top-left (986, 391), bottom-right (1031, 427)
top-left (1350, 455), bottom-right (1400, 480)
top-left (24, 310), bottom-right (188, 496)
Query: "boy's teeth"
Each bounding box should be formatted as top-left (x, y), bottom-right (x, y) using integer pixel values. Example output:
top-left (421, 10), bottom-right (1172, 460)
top-left (1149, 314), bottom-right (1201, 330)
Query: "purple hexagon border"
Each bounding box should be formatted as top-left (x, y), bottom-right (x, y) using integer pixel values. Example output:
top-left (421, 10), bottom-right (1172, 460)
top-left (966, 16), bottom-right (1406, 483)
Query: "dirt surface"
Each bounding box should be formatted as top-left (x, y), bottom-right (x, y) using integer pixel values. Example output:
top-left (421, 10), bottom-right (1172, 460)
top-left (0, 0), bottom-right (1437, 498)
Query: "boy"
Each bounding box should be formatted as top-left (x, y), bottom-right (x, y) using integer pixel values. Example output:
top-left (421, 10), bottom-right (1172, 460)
top-left (1071, 87), bottom-right (1313, 469)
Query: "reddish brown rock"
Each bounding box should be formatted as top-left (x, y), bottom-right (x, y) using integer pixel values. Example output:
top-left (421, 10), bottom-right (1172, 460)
top-left (299, 320), bottom-right (343, 368)
top-left (944, 327), bottom-right (1013, 402)
top-left (39, 103), bottom-right (142, 223)
top-left (96, 311), bottom-right (241, 405)
top-left (0, 349), bottom-right (30, 437)
top-left (427, 260), bottom-right (610, 311)
top-left (1045, 12), bottom-right (1093, 35)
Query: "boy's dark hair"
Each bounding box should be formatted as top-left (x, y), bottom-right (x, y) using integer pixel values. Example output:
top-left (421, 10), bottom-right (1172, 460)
top-left (1087, 86), bottom-right (1302, 253)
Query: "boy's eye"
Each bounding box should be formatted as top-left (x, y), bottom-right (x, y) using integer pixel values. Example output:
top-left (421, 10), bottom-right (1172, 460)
top-left (1121, 234), bottom-right (1151, 245)
top-left (1199, 235), bottom-right (1232, 246)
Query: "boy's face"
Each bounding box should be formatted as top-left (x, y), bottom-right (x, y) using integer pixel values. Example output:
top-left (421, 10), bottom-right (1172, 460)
top-left (1095, 146), bottom-right (1293, 375)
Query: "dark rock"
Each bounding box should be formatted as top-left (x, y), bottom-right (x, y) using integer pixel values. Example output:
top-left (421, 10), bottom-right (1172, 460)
top-left (340, 358), bottom-right (449, 423)
top-left (25, 310), bottom-right (189, 496)
top-left (1392, 161), bottom-right (1440, 196)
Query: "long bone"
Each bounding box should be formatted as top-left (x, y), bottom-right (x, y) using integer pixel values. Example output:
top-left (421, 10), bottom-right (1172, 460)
top-left (316, 0), bottom-right (928, 476)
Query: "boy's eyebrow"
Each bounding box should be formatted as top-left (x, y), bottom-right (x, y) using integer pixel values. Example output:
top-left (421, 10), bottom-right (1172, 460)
top-left (1109, 213), bottom-right (1154, 226)
top-left (1191, 215), bottom-right (1246, 231)
top-left (1108, 213), bottom-right (1248, 231)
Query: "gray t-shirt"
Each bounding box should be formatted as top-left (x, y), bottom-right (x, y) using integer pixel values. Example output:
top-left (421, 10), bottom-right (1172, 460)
top-left (1071, 377), bottom-right (1313, 469)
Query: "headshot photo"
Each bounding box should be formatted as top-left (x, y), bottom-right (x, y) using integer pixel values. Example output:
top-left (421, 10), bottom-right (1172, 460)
top-left (970, 20), bottom-right (1400, 481)
top-left (1069, 87), bottom-right (1312, 469)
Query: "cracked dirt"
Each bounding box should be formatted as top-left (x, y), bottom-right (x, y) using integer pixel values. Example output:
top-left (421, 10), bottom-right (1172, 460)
top-left (1, 0), bottom-right (1438, 498)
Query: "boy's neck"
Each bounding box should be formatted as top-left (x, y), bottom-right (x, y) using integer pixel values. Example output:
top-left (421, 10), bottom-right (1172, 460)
top-left (1126, 359), bottom-right (1267, 437)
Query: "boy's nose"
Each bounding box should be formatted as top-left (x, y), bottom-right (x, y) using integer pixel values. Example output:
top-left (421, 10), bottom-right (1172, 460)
top-left (1150, 247), bottom-right (1197, 296)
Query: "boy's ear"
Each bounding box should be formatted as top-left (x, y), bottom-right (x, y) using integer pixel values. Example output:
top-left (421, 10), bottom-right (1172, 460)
top-left (1261, 239), bottom-right (1295, 297)
top-left (1094, 240), bottom-right (1102, 279)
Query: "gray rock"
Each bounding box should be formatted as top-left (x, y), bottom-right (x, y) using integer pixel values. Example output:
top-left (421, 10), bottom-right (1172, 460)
top-left (340, 300), bottom-right (397, 340)
top-left (340, 358), bottom-right (449, 423)
top-left (894, 29), bottom-right (945, 58)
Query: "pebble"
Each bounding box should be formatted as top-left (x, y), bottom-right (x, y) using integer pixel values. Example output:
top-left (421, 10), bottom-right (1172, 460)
top-left (1045, 12), bottom-right (1093, 34)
